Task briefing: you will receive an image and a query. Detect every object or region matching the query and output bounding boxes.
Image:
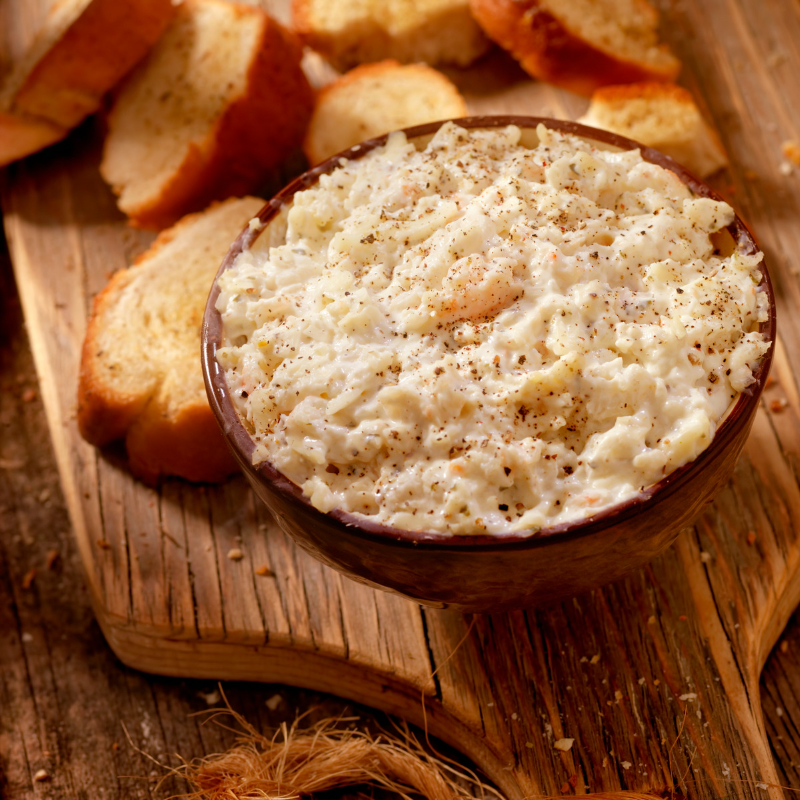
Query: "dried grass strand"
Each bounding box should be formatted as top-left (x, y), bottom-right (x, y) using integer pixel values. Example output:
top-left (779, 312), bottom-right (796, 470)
top-left (168, 707), bottom-right (481, 800)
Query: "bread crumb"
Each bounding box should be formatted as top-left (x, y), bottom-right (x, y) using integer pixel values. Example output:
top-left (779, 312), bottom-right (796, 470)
top-left (770, 398), bottom-right (788, 413)
top-left (777, 707), bottom-right (784, 717)
top-left (560, 781), bottom-right (571, 794)
top-left (22, 388), bottom-right (37, 402)
top-left (590, 654), bottom-right (600, 664)
top-left (621, 761), bottom-right (632, 770)
top-left (747, 531), bottom-right (757, 545)
top-left (700, 551), bottom-right (712, 563)
top-left (265, 693), bottom-right (283, 710)
top-left (96, 539), bottom-right (111, 550)
top-left (254, 564), bottom-right (272, 577)
top-left (779, 162), bottom-right (793, 177)
top-left (554, 738), bottom-right (574, 751)
top-left (780, 640), bottom-right (789, 653)
top-left (198, 689), bottom-right (221, 705)
top-left (227, 548), bottom-right (244, 561)
top-left (22, 632), bottom-right (33, 643)
top-left (782, 141), bottom-right (800, 166)
top-left (679, 692), bottom-right (697, 701)
top-left (248, 217), bottom-right (263, 231)
top-left (33, 769), bottom-right (50, 782)
top-left (22, 569), bottom-right (37, 589)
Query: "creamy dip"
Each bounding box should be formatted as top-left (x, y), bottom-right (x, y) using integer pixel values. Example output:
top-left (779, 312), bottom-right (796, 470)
top-left (216, 122), bottom-right (769, 535)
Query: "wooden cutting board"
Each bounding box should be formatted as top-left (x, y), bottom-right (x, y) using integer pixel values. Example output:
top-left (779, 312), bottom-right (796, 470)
top-left (4, 1), bottom-right (800, 798)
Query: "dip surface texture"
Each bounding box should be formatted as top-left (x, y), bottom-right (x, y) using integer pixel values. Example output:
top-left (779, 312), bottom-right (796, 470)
top-left (216, 123), bottom-right (769, 535)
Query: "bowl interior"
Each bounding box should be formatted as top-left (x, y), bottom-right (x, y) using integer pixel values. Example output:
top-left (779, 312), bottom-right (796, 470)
top-left (203, 115), bottom-right (775, 555)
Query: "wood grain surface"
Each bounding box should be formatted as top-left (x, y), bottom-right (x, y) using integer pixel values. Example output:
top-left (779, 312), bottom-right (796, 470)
top-left (3, 0), bottom-right (800, 798)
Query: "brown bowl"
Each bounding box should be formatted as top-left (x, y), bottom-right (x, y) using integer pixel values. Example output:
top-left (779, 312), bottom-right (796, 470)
top-left (202, 116), bottom-right (775, 613)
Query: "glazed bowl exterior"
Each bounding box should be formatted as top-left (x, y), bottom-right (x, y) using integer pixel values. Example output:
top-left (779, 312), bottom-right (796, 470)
top-left (202, 116), bottom-right (775, 613)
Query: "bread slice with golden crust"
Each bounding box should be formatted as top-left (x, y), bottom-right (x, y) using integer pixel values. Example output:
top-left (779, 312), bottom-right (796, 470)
top-left (292, 0), bottom-right (489, 72)
top-left (469, 0), bottom-right (680, 97)
top-left (579, 82), bottom-right (727, 178)
top-left (303, 60), bottom-right (468, 165)
top-left (77, 196), bottom-right (265, 485)
top-left (0, 0), bottom-right (175, 167)
top-left (100, 0), bottom-right (313, 230)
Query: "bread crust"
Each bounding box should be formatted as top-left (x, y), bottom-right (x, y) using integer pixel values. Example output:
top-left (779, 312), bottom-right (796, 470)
top-left (469, 0), bottom-right (680, 97)
top-left (0, 0), bottom-right (175, 165)
top-left (0, 110), bottom-right (68, 167)
top-left (102, 2), bottom-right (313, 230)
top-left (77, 197), bottom-right (265, 484)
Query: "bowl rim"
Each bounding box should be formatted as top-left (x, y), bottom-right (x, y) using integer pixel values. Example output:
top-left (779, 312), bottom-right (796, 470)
top-left (202, 115), bottom-right (776, 552)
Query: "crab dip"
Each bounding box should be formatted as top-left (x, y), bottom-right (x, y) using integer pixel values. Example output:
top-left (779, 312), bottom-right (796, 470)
top-left (215, 122), bottom-right (769, 536)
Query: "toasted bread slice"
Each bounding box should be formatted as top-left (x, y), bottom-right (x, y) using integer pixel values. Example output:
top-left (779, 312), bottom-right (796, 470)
top-left (0, 0), bottom-right (175, 166)
top-left (579, 82), bottom-right (727, 178)
top-left (78, 196), bottom-right (265, 484)
top-left (469, 0), bottom-right (680, 97)
top-left (304, 60), bottom-right (468, 164)
top-left (292, 0), bottom-right (489, 71)
top-left (100, 0), bottom-right (313, 230)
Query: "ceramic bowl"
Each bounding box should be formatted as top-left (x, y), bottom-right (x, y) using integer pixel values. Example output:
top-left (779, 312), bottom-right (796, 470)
top-left (202, 116), bottom-right (775, 613)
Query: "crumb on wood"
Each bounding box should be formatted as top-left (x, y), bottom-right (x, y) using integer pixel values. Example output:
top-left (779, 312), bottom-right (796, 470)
top-left (560, 782), bottom-right (571, 794)
top-left (770, 398), bottom-right (788, 413)
top-left (33, 769), bottom-right (49, 782)
top-left (255, 564), bottom-right (272, 577)
top-left (22, 388), bottom-right (37, 402)
top-left (700, 551), bottom-right (712, 563)
top-left (589, 654), bottom-right (600, 664)
top-left (96, 539), bottom-right (111, 550)
top-left (199, 689), bottom-right (221, 706)
top-left (46, 549), bottom-right (60, 570)
top-left (747, 531), bottom-right (757, 546)
top-left (568, 774), bottom-right (578, 788)
top-left (265, 693), bottom-right (283, 710)
top-left (779, 162), bottom-right (793, 177)
top-left (227, 548), bottom-right (244, 561)
top-left (22, 569), bottom-right (36, 589)
top-left (781, 640), bottom-right (789, 653)
top-left (679, 614), bottom-right (687, 621)
top-left (554, 738), bottom-right (574, 751)
top-left (783, 140), bottom-right (800, 166)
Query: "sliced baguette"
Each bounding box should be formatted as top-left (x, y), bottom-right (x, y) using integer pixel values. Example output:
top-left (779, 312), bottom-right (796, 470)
top-left (579, 83), bottom-right (727, 178)
top-left (292, 0), bottom-right (489, 72)
top-left (304, 60), bottom-right (468, 165)
top-left (469, 0), bottom-right (680, 97)
top-left (77, 196), bottom-right (265, 485)
top-left (100, 0), bottom-right (313, 230)
top-left (0, 0), bottom-right (175, 166)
